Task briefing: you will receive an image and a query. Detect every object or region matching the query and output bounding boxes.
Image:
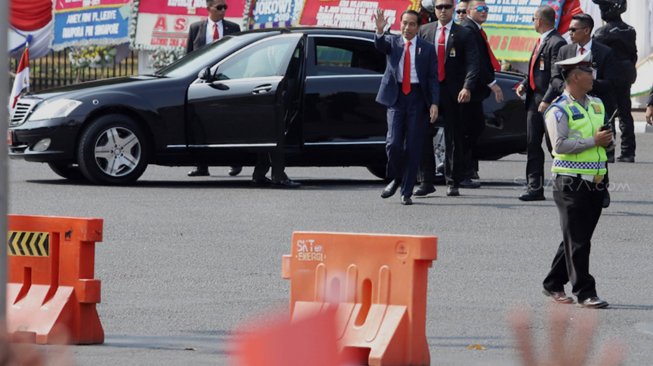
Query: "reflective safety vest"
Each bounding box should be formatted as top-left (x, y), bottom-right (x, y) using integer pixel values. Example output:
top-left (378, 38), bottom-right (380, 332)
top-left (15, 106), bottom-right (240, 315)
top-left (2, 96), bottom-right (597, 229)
top-left (549, 95), bottom-right (607, 176)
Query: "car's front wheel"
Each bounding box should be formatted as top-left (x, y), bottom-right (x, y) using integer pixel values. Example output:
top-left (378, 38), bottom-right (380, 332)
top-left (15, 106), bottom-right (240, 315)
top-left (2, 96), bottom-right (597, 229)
top-left (48, 162), bottom-right (86, 181)
top-left (77, 114), bottom-right (149, 185)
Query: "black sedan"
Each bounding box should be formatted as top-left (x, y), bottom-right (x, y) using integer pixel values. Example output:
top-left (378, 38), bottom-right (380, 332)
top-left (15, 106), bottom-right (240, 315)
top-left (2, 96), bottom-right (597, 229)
top-left (8, 28), bottom-right (526, 185)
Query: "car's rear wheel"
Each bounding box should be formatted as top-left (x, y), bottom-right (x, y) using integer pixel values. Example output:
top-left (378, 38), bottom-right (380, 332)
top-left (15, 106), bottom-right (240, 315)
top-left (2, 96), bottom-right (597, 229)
top-left (47, 162), bottom-right (86, 181)
top-left (77, 114), bottom-right (149, 185)
top-left (367, 165), bottom-right (387, 180)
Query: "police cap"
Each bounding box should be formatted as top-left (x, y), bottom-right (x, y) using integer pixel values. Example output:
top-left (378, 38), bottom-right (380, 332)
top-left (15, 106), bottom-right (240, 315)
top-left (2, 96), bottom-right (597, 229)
top-left (555, 52), bottom-right (592, 70)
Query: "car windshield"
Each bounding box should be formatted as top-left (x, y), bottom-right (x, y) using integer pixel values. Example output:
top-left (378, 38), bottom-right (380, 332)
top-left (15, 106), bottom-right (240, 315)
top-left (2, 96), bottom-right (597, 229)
top-left (155, 32), bottom-right (280, 78)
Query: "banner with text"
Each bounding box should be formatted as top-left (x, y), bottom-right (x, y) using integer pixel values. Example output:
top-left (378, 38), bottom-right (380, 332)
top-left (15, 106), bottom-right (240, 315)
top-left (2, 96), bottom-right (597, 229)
top-left (483, 0), bottom-right (555, 62)
top-left (247, 0), bottom-right (305, 29)
top-left (134, 0), bottom-right (245, 50)
top-left (53, 0), bottom-right (133, 50)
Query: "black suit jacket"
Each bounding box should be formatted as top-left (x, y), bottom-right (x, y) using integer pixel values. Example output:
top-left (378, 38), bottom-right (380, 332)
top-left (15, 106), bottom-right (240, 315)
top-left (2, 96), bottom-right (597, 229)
top-left (548, 41), bottom-right (618, 110)
top-left (186, 19), bottom-right (241, 54)
top-left (418, 22), bottom-right (479, 101)
top-left (461, 19), bottom-right (494, 101)
top-left (521, 30), bottom-right (566, 105)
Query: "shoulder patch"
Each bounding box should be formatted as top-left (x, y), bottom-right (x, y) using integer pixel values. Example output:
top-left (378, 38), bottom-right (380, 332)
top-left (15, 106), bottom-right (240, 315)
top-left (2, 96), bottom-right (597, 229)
top-left (591, 103), bottom-right (602, 114)
top-left (553, 109), bottom-right (564, 122)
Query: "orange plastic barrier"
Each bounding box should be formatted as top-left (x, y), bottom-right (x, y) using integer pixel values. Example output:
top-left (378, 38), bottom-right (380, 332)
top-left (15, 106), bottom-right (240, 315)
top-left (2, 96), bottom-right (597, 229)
top-left (282, 232), bottom-right (437, 366)
top-left (6, 214), bottom-right (104, 344)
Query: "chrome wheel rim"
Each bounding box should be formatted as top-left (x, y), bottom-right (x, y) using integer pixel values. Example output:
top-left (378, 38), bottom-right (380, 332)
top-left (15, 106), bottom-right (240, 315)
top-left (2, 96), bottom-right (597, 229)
top-left (94, 127), bottom-right (141, 177)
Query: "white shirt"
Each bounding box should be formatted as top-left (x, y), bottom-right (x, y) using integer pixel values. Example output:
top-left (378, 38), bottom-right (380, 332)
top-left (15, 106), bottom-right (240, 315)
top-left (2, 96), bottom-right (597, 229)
top-left (576, 40), bottom-right (592, 56)
top-left (399, 37), bottom-right (418, 84)
top-left (435, 19), bottom-right (454, 56)
top-left (205, 19), bottom-right (224, 45)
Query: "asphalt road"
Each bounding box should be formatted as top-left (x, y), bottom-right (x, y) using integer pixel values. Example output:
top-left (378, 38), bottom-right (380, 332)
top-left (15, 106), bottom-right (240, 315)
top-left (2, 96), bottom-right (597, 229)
top-left (8, 133), bottom-right (653, 365)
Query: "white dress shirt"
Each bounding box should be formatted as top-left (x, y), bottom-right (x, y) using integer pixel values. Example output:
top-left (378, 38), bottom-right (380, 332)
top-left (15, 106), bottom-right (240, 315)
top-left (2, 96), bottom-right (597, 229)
top-left (435, 19), bottom-right (454, 56)
top-left (205, 19), bottom-right (224, 45)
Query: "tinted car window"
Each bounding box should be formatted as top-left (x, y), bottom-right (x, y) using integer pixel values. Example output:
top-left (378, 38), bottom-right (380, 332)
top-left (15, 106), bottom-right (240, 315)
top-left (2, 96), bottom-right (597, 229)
top-left (155, 32), bottom-right (277, 78)
top-left (310, 37), bottom-right (385, 76)
top-left (215, 36), bottom-right (299, 80)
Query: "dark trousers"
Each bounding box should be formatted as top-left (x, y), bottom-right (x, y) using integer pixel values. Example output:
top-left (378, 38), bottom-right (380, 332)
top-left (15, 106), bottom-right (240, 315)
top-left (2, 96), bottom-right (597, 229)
top-left (386, 85), bottom-right (427, 197)
top-left (613, 85), bottom-right (636, 157)
top-left (525, 98), bottom-right (550, 192)
top-left (418, 91), bottom-right (465, 186)
top-left (460, 101), bottom-right (485, 178)
top-left (543, 175), bottom-right (606, 301)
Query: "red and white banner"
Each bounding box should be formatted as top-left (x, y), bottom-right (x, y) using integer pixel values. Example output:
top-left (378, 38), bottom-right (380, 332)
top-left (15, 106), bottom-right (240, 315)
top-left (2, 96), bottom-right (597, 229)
top-left (134, 0), bottom-right (246, 49)
top-left (9, 47), bottom-right (30, 113)
top-left (299, 0), bottom-right (412, 31)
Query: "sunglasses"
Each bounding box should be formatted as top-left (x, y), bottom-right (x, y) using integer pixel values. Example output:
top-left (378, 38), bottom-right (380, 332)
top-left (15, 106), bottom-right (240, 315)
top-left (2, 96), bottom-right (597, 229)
top-left (435, 4), bottom-right (453, 10)
top-left (456, 9), bottom-right (467, 14)
top-left (474, 5), bottom-right (489, 12)
top-left (212, 4), bottom-right (228, 11)
top-left (568, 27), bottom-right (587, 33)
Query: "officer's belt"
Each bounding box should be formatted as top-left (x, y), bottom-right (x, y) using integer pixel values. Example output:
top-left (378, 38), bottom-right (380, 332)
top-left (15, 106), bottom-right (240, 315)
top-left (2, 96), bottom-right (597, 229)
top-left (555, 172), bottom-right (605, 184)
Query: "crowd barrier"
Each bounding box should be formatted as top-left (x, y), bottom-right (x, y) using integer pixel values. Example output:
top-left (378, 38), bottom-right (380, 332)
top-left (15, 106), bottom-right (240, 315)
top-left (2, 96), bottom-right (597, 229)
top-left (6, 214), bottom-right (104, 344)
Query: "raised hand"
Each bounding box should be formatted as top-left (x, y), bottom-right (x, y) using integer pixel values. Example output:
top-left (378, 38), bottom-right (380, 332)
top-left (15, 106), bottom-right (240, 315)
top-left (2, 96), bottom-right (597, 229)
top-left (374, 8), bottom-right (388, 33)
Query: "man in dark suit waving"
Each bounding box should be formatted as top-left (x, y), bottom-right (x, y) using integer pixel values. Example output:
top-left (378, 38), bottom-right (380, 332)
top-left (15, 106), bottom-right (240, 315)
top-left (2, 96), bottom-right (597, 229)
top-left (415, 0), bottom-right (479, 197)
top-left (374, 8), bottom-right (439, 205)
top-left (186, 0), bottom-right (241, 177)
top-left (516, 5), bottom-right (566, 201)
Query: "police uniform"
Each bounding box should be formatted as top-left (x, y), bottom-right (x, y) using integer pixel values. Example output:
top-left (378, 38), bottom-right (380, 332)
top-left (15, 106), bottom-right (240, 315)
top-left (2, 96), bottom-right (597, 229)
top-left (541, 53), bottom-right (611, 309)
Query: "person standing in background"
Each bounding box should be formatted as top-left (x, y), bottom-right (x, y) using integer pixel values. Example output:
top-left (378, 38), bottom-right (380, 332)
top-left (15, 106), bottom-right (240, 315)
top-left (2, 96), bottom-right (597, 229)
top-left (460, 0), bottom-right (503, 189)
top-left (415, 0), bottom-right (479, 197)
top-left (455, 0), bottom-right (469, 23)
top-left (186, 0), bottom-right (242, 177)
top-left (592, 0), bottom-right (637, 162)
top-left (516, 6), bottom-right (566, 201)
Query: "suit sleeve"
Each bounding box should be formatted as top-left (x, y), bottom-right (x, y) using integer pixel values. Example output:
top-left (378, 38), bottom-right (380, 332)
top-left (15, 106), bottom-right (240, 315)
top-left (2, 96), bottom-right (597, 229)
top-left (428, 46), bottom-right (440, 106)
top-left (544, 46), bottom-right (565, 103)
top-left (591, 49), bottom-right (617, 97)
top-left (374, 33), bottom-right (392, 55)
top-left (462, 31), bottom-right (479, 91)
top-left (186, 24), bottom-right (196, 54)
top-left (542, 38), bottom-right (567, 103)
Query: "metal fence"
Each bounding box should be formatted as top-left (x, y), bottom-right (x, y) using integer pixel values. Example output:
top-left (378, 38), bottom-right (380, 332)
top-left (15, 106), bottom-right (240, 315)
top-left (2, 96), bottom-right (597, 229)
top-left (9, 49), bottom-right (139, 92)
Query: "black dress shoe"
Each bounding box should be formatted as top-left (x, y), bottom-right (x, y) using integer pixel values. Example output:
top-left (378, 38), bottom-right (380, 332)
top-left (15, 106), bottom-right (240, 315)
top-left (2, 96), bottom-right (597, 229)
top-left (446, 186), bottom-right (459, 196)
top-left (228, 166), bottom-right (243, 176)
top-left (251, 177), bottom-right (272, 186)
top-left (577, 296), bottom-right (609, 309)
top-left (602, 190), bottom-right (610, 208)
top-left (616, 155), bottom-right (635, 163)
top-left (519, 190), bottom-right (545, 201)
top-left (188, 166), bottom-right (210, 177)
top-left (400, 195), bottom-right (412, 205)
top-left (542, 289), bottom-right (574, 304)
top-left (271, 178), bottom-right (301, 188)
top-left (381, 180), bottom-right (400, 199)
top-left (413, 183), bottom-right (436, 196)
top-left (459, 179), bottom-right (480, 189)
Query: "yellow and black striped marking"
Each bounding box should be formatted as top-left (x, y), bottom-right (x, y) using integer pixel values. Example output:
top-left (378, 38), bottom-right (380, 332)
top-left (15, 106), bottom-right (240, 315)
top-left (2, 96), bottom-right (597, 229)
top-left (7, 231), bottom-right (50, 257)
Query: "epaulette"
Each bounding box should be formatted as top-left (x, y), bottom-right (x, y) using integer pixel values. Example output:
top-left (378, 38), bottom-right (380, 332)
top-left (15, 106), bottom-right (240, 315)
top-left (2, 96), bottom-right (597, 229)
top-left (569, 105), bottom-right (584, 120)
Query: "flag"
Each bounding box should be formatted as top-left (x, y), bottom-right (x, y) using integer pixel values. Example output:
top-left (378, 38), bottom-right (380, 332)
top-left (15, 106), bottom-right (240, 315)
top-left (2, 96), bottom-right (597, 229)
top-left (558, 0), bottom-right (584, 35)
top-left (9, 46), bottom-right (30, 113)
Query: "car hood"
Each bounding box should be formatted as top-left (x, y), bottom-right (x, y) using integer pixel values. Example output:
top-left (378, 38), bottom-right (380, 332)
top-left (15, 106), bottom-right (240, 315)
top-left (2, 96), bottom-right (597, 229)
top-left (27, 75), bottom-right (163, 100)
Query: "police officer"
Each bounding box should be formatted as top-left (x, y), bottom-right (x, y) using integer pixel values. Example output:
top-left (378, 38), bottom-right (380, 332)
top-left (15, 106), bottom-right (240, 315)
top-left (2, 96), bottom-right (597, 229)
top-left (541, 52), bottom-right (612, 309)
top-left (592, 0), bottom-right (637, 162)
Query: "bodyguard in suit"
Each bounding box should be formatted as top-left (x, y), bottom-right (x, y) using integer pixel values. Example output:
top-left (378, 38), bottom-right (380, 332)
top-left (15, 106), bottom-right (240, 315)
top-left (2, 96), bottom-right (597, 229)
top-left (460, 0), bottom-right (504, 189)
top-left (186, 0), bottom-right (241, 54)
top-left (374, 8), bottom-right (439, 205)
top-left (516, 6), bottom-right (566, 201)
top-left (415, 0), bottom-right (479, 197)
top-left (186, 0), bottom-right (241, 177)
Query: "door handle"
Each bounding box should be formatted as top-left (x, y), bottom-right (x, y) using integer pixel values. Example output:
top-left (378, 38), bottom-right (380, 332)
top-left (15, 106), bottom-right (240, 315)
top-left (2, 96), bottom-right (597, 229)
top-left (252, 84), bottom-right (272, 94)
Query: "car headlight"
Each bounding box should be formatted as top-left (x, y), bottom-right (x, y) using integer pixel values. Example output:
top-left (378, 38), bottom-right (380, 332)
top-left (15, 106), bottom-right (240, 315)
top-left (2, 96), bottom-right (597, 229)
top-left (28, 99), bottom-right (83, 122)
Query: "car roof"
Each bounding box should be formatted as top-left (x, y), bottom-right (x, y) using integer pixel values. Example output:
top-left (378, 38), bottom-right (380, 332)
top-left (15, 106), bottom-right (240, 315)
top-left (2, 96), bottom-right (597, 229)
top-left (236, 27), bottom-right (377, 39)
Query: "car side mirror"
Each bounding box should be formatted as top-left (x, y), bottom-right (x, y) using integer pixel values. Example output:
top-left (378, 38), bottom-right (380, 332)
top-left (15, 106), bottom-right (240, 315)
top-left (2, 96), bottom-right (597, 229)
top-left (198, 67), bottom-right (213, 82)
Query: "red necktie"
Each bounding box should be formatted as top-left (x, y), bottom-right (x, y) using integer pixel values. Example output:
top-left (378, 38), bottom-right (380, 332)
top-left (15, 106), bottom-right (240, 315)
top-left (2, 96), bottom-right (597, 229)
top-left (437, 26), bottom-right (446, 82)
top-left (529, 38), bottom-right (541, 90)
top-left (579, 46), bottom-right (585, 55)
top-left (480, 28), bottom-right (501, 71)
top-left (213, 23), bottom-right (219, 42)
top-left (402, 41), bottom-right (411, 95)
